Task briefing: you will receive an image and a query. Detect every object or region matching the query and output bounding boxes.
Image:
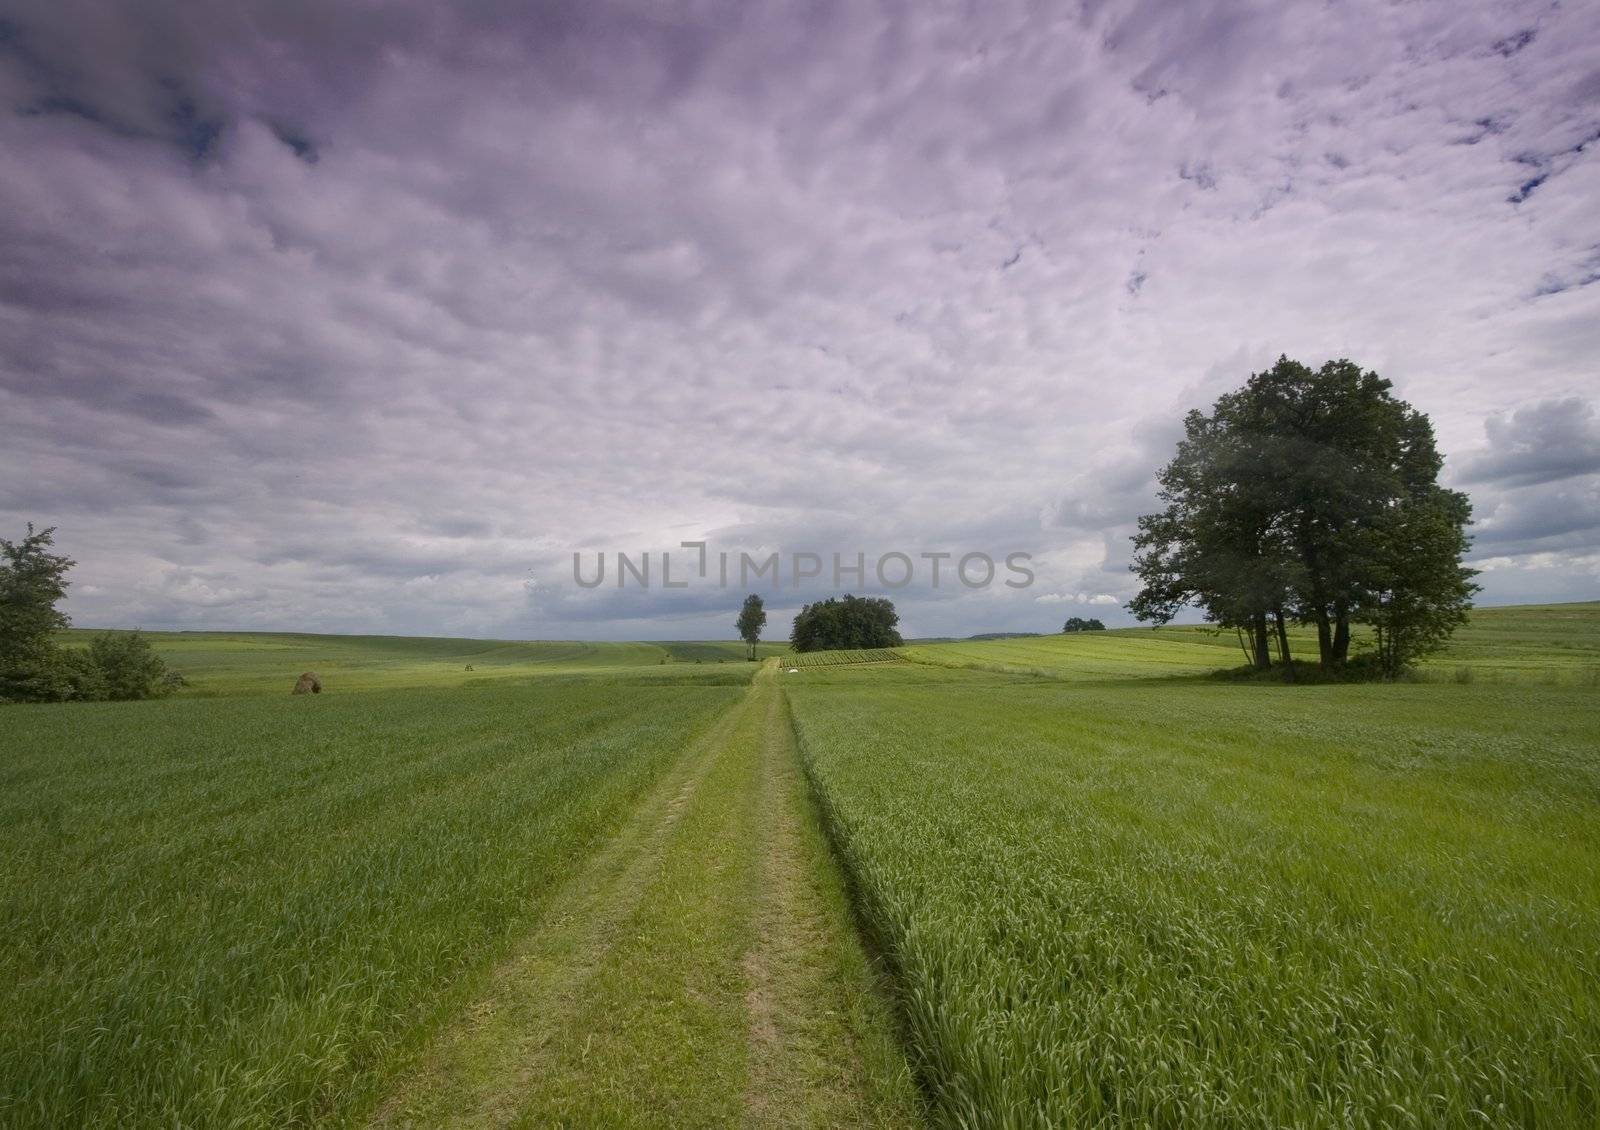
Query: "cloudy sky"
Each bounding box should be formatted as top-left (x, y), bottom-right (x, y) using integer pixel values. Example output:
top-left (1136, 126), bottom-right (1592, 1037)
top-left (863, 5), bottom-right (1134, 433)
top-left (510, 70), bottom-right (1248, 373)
top-left (2, 0), bottom-right (1597, 642)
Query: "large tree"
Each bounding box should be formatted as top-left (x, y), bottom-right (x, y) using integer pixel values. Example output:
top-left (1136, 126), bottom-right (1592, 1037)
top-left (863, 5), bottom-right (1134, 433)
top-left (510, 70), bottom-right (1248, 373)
top-left (735, 593), bottom-right (766, 660)
top-left (789, 594), bottom-right (902, 652)
top-left (1130, 357), bottom-right (1476, 675)
top-left (1129, 394), bottom-right (1300, 670)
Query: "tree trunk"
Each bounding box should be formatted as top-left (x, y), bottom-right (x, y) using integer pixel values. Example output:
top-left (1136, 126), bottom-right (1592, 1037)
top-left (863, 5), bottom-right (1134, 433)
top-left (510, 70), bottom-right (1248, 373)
top-left (1315, 611), bottom-right (1333, 669)
top-left (1275, 609), bottom-right (1295, 682)
top-left (1252, 613), bottom-right (1272, 670)
top-left (1332, 609), bottom-right (1350, 667)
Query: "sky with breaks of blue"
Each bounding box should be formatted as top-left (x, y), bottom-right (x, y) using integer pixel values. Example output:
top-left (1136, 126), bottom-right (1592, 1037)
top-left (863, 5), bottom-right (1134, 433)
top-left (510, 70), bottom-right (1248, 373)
top-left (1, 0), bottom-right (1597, 641)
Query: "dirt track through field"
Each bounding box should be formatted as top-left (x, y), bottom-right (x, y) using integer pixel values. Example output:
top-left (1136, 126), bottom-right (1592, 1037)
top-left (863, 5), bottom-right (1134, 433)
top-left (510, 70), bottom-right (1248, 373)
top-left (369, 664), bottom-right (919, 1128)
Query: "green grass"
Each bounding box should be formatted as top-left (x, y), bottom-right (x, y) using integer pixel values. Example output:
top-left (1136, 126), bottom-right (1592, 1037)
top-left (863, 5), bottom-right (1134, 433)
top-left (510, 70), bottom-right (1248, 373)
top-left (657, 640), bottom-right (788, 664)
top-left (54, 630), bottom-right (785, 696)
top-left (369, 669), bottom-right (919, 1128)
top-left (9, 602), bottom-right (1600, 1126)
top-left (901, 632), bottom-right (1228, 681)
top-left (786, 660), bottom-right (1600, 1125)
top-left (0, 677), bottom-right (742, 1126)
top-left (376, 679), bottom-right (769, 1126)
top-left (1406, 601), bottom-right (1600, 681)
top-left (901, 602), bottom-right (1600, 685)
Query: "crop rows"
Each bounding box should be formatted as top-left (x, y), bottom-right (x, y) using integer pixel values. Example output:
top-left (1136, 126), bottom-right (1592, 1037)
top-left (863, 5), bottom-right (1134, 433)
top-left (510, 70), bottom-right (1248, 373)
top-left (0, 679), bottom-right (741, 1127)
top-left (782, 649), bottom-right (906, 668)
top-left (786, 672), bottom-right (1600, 1126)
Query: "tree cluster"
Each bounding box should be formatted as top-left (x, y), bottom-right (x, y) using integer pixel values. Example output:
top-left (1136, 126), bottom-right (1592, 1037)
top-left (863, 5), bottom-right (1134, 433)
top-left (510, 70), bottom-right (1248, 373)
top-left (1129, 358), bottom-right (1477, 678)
top-left (1062, 617), bottom-right (1106, 632)
top-left (1, 524), bottom-right (173, 703)
top-left (789, 594), bottom-right (903, 652)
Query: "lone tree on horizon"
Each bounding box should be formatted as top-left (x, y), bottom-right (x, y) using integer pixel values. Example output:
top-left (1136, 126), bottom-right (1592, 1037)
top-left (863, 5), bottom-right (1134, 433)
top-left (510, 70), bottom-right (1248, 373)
top-left (1063, 617), bottom-right (1106, 632)
top-left (736, 593), bottom-right (766, 660)
top-left (1129, 356), bottom-right (1477, 677)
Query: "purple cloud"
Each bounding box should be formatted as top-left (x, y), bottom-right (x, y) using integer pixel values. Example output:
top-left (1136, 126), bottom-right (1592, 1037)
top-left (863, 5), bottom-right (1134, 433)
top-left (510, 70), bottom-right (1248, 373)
top-left (2, 0), bottom-right (1597, 640)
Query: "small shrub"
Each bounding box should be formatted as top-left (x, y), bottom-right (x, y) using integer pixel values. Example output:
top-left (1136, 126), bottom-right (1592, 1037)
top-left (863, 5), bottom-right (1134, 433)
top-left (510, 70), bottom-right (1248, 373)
top-left (86, 632), bottom-right (172, 700)
top-left (51, 647), bottom-right (108, 701)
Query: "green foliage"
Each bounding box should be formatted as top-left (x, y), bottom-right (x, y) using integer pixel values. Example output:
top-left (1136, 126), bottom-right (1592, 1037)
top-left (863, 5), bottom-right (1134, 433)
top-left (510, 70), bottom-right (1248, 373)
top-left (45, 645), bottom-right (107, 701)
top-left (0, 528), bottom-right (172, 703)
top-left (0, 524), bottom-right (76, 703)
top-left (1130, 357), bottom-right (1477, 673)
top-left (1365, 488), bottom-right (1478, 677)
top-left (789, 594), bottom-right (903, 652)
top-left (85, 632), bottom-right (171, 700)
top-left (14, 637), bottom-right (173, 704)
top-left (1061, 616), bottom-right (1105, 632)
top-left (735, 593), bottom-right (767, 658)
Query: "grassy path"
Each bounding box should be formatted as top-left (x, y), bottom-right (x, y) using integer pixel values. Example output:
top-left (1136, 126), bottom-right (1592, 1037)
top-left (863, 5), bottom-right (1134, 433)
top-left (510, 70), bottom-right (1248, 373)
top-left (369, 665), bottom-right (920, 1128)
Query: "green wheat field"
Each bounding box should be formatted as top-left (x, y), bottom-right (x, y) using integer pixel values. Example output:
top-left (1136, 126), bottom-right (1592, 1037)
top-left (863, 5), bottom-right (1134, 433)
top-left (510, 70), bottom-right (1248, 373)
top-left (3, 603), bottom-right (1597, 1126)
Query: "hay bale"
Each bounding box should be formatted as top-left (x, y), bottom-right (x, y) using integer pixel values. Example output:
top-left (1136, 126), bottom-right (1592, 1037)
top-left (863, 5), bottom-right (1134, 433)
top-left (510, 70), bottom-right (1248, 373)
top-left (292, 672), bottom-right (322, 695)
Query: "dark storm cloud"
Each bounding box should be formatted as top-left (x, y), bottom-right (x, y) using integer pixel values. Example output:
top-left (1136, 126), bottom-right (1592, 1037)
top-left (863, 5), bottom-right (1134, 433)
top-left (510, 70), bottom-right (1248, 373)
top-left (1459, 398), bottom-right (1600, 489)
top-left (2, 0), bottom-right (1597, 638)
top-left (1048, 413), bottom-right (1182, 532)
top-left (1457, 399), bottom-right (1600, 598)
top-left (1472, 480), bottom-right (1600, 553)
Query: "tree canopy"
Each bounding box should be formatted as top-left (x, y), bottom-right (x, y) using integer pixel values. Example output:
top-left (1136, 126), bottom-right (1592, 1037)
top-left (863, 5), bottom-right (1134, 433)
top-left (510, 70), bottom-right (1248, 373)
top-left (1129, 357), bottom-right (1477, 676)
top-left (789, 594), bottom-right (903, 652)
top-left (1062, 617), bottom-right (1106, 632)
top-left (1, 523), bottom-right (173, 702)
top-left (735, 593), bottom-right (766, 659)
top-left (1, 524), bottom-right (76, 702)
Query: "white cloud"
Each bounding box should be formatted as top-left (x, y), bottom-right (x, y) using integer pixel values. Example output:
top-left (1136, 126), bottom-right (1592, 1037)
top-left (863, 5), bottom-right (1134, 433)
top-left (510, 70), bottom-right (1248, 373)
top-left (1034, 592), bottom-right (1120, 607)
